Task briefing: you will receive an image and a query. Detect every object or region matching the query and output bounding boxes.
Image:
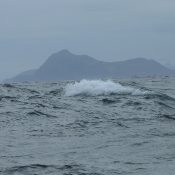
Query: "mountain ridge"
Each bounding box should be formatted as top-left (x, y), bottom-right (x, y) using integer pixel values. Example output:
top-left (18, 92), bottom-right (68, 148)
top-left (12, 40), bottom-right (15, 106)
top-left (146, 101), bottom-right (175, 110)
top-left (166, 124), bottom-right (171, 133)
top-left (5, 50), bottom-right (175, 82)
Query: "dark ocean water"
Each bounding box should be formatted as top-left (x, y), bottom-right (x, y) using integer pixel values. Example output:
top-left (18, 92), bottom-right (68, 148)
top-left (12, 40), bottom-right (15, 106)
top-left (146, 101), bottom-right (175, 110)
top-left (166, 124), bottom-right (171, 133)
top-left (1, 77), bottom-right (175, 175)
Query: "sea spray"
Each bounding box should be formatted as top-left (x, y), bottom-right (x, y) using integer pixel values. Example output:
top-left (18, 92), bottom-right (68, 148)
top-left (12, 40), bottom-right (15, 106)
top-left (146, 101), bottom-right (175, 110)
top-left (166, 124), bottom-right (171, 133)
top-left (65, 79), bottom-right (146, 96)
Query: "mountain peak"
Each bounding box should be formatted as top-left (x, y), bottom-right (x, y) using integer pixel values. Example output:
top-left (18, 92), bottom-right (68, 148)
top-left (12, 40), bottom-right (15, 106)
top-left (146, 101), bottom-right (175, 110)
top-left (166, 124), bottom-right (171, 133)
top-left (47, 49), bottom-right (74, 62)
top-left (56, 49), bottom-right (73, 56)
top-left (130, 57), bottom-right (149, 62)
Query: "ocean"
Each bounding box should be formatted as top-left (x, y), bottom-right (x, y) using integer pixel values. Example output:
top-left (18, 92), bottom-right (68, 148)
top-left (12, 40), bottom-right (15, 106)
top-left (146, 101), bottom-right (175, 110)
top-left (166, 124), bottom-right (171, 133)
top-left (0, 77), bottom-right (175, 175)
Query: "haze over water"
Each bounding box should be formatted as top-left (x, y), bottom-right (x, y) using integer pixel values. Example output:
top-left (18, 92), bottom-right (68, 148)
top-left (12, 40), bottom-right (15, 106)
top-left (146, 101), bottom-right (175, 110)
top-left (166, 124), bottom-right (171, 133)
top-left (1, 77), bottom-right (175, 175)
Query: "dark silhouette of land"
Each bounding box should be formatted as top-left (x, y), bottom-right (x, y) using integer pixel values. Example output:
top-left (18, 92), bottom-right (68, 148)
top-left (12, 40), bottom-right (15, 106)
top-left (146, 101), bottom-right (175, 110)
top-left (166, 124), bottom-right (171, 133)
top-left (6, 49), bottom-right (175, 82)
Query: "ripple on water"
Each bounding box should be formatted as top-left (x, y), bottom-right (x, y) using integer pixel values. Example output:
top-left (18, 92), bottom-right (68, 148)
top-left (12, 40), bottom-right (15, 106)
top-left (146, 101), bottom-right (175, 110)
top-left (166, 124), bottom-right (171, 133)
top-left (1, 78), bottom-right (175, 175)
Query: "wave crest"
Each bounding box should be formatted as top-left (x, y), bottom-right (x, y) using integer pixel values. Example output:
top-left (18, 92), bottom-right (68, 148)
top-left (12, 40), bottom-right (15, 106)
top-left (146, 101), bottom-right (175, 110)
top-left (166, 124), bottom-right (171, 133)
top-left (65, 79), bottom-right (146, 96)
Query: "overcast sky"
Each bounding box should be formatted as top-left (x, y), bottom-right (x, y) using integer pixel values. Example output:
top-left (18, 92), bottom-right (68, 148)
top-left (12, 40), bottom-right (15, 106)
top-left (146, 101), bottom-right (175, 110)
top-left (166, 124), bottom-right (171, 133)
top-left (0, 0), bottom-right (175, 80)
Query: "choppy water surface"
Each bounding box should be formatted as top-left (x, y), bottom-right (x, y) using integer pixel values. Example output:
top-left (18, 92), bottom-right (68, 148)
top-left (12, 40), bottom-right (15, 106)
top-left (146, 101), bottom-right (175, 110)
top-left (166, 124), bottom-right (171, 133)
top-left (1, 77), bottom-right (175, 175)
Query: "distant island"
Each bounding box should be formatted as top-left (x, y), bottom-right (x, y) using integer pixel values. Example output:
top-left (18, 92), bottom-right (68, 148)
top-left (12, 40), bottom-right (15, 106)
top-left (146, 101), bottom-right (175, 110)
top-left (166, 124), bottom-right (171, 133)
top-left (6, 49), bottom-right (175, 82)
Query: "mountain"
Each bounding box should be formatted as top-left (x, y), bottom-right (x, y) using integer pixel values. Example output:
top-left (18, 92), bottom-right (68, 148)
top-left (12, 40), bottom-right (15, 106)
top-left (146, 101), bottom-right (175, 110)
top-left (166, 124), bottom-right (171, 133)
top-left (4, 69), bottom-right (36, 83)
top-left (7, 49), bottom-right (175, 82)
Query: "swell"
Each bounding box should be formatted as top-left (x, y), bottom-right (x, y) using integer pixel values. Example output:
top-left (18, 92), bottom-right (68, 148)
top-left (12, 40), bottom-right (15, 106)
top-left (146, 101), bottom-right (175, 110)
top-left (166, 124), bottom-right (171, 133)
top-left (0, 96), bottom-right (17, 101)
top-left (144, 93), bottom-right (175, 101)
top-left (27, 110), bottom-right (57, 118)
top-left (0, 83), bottom-right (40, 95)
top-left (2, 164), bottom-right (100, 175)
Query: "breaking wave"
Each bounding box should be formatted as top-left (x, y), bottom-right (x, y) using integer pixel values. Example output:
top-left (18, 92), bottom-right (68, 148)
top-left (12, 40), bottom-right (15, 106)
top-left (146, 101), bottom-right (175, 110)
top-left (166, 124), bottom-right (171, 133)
top-left (65, 79), bottom-right (147, 96)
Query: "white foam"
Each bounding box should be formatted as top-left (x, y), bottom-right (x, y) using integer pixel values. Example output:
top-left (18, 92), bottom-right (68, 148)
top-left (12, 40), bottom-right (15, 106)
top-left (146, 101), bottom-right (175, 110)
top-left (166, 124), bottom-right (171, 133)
top-left (65, 79), bottom-right (146, 96)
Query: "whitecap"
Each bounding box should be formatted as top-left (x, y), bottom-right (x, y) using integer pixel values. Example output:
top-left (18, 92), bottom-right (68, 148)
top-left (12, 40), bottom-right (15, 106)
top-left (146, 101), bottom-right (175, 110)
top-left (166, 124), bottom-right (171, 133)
top-left (64, 79), bottom-right (147, 97)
